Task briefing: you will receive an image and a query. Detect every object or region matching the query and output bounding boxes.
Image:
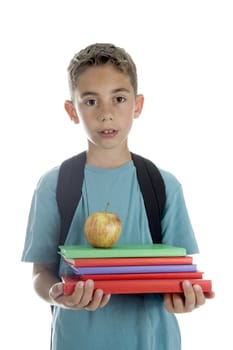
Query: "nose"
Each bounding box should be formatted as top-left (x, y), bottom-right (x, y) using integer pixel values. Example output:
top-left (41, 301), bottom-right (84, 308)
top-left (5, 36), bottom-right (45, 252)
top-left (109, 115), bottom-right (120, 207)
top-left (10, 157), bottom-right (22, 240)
top-left (97, 105), bottom-right (114, 122)
top-left (99, 114), bottom-right (113, 122)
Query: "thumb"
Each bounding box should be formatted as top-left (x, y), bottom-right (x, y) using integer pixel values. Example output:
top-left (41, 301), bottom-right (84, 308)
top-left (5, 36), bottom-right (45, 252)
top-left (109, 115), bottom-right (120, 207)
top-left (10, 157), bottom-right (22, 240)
top-left (49, 282), bottom-right (64, 300)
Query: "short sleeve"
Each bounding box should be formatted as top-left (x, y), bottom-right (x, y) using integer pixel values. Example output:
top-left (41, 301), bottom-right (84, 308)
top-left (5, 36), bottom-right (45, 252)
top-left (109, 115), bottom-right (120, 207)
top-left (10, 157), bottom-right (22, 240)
top-left (160, 170), bottom-right (199, 254)
top-left (21, 167), bottom-right (61, 263)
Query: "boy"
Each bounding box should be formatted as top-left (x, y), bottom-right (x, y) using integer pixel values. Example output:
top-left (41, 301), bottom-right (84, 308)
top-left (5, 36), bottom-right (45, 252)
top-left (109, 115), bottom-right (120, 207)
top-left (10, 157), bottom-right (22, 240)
top-left (22, 43), bottom-right (214, 349)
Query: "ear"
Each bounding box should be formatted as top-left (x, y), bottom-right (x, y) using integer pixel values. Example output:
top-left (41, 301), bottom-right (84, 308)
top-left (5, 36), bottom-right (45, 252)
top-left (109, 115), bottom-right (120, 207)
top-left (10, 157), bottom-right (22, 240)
top-left (134, 94), bottom-right (144, 119)
top-left (64, 100), bottom-right (80, 124)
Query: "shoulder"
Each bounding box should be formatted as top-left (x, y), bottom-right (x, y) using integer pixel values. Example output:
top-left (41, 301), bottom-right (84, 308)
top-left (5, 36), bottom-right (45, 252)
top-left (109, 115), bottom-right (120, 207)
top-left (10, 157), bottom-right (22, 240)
top-left (158, 168), bottom-right (188, 217)
top-left (158, 168), bottom-right (187, 208)
top-left (36, 166), bottom-right (60, 194)
top-left (159, 169), bottom-right (182, 195)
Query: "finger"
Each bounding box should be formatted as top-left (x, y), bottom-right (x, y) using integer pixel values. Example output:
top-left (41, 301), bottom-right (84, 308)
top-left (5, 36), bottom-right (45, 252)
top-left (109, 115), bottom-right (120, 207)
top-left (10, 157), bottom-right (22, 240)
top-left (99, 293), bottom-right (111, 308)
top-left (204, 290), bottom-right (215, 299)
top-left (64, 281), bottom-right (85, 307)
top-left (69, 279), bottom-right (95, 309)
top-left (164, 293), bottom-right (186, 313)
top-left (193, 284), bottom-right (206, 307)
top-left (172, 293), bottom-right (186, 313)
top-left (84, 289), bottom-right (104, 311)
top-left (164, 293), bottom-right (176, 313)
top-left (49, 282), bottom-right (64, 302)
top-left (78, 280), bottom-right (95, 307)
top-left (183, 280), bottom-right (196, 312)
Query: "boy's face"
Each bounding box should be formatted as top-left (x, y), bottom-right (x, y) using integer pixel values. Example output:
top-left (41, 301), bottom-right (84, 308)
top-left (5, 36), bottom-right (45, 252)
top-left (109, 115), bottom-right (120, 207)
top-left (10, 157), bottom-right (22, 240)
top-left (66, 64), bottom-right (144, 151)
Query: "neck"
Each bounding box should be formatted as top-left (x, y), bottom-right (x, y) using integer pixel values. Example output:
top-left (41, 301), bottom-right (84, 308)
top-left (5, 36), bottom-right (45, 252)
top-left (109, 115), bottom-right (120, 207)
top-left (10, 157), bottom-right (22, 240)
top-left (86, 144), bottom-right (132, 168)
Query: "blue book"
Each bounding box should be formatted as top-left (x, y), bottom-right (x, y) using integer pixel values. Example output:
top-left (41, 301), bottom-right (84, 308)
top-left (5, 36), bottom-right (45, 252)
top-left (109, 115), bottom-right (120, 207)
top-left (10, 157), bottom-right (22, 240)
top-left (70, 264), bottom-right (197, 275)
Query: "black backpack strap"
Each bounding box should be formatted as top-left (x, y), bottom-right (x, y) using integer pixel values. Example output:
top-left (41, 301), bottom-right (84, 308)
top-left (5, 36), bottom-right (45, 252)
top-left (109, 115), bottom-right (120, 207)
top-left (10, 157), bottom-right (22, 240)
top-left (131, 153), bottom-right (166, 243)
top-left (56, 151), bottom-right (86, 245)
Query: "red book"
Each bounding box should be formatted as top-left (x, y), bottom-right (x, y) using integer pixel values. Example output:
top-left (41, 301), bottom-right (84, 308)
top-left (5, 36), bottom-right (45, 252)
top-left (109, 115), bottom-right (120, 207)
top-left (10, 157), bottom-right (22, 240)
top-left (61, 274), bottom-right (212, 295)
top-left (65, 256), bottom-right (193, 267)
top-left (73, 271), bottom-right (203, 281)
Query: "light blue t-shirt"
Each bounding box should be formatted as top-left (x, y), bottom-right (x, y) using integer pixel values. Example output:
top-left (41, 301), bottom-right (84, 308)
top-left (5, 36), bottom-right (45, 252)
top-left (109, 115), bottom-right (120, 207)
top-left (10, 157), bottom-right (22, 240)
top-left (22, 160), bottom-right (199, 350)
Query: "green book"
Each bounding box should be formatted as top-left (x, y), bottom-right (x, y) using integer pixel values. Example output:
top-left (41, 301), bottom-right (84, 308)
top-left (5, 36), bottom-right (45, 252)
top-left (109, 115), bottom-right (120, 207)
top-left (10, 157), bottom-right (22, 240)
top-left (59, 243), bottom-right (186, 259)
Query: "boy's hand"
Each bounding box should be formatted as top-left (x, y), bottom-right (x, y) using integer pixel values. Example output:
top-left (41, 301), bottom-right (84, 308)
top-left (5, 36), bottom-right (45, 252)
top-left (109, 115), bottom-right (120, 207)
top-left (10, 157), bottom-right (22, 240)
top-left (163, 280), bottom-right (215, 313)
top-left (49, 279), bottom-right (111, 311)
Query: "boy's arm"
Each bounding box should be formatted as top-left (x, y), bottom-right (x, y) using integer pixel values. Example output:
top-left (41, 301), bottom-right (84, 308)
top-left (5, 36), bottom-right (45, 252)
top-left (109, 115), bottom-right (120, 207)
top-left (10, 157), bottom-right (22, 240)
top-left (163, 280), bottom-right (215, 313)
top-left (33, 263), bottom-right (60, 303)
top-left (32, 263), bottom-right (111, 310)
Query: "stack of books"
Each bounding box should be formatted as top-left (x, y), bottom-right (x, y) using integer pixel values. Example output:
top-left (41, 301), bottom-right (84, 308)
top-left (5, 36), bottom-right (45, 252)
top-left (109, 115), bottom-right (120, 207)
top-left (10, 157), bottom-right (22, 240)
top-left (59, 243), bottom-right (212, 295)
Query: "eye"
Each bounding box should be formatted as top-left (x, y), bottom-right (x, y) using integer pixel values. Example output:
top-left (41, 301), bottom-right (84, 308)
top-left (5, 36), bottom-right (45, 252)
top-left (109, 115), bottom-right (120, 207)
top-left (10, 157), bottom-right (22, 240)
top-left (85, 99), bottom-right (97, 106)
top-left (115, 96), bottom-right (126, 104)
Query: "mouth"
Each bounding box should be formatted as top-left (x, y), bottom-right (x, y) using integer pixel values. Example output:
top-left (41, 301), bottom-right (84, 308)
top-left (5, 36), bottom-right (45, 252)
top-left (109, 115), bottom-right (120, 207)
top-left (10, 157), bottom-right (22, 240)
top-left (99, 129), bottom-right (118, 137)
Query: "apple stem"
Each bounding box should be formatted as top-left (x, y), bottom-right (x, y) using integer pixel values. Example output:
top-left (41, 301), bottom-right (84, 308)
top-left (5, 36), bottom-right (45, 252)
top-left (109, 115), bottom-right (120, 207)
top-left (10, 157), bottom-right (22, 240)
top-left (105, 202), bottom-right (110, 212)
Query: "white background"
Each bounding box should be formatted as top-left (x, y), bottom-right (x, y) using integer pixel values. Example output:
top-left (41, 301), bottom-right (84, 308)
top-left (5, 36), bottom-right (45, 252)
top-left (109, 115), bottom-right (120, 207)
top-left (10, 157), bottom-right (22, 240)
top-left (0, 0), bottom-right (232, 349)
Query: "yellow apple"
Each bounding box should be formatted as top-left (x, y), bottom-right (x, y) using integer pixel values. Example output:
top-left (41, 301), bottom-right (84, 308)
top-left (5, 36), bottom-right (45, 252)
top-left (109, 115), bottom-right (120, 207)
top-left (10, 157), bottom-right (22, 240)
top-left (84, 204), bottom-right (122, 248)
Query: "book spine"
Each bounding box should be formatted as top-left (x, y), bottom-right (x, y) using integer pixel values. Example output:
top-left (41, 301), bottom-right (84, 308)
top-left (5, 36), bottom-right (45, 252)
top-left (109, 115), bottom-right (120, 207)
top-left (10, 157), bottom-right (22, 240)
top-left (61, 275), bottom-right (212, 295)
top-left (79, 271), bottom-right (203, 281)
top-left (65, 256), bottom-right (193, 267)
top-left (71, 264), bottom-right (197, 275)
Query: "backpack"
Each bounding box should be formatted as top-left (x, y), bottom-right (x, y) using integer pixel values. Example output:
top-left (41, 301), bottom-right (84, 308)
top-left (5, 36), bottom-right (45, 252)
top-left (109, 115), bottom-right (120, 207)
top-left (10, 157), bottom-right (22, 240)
top-left (56, 151), bottom-right (166, 245)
